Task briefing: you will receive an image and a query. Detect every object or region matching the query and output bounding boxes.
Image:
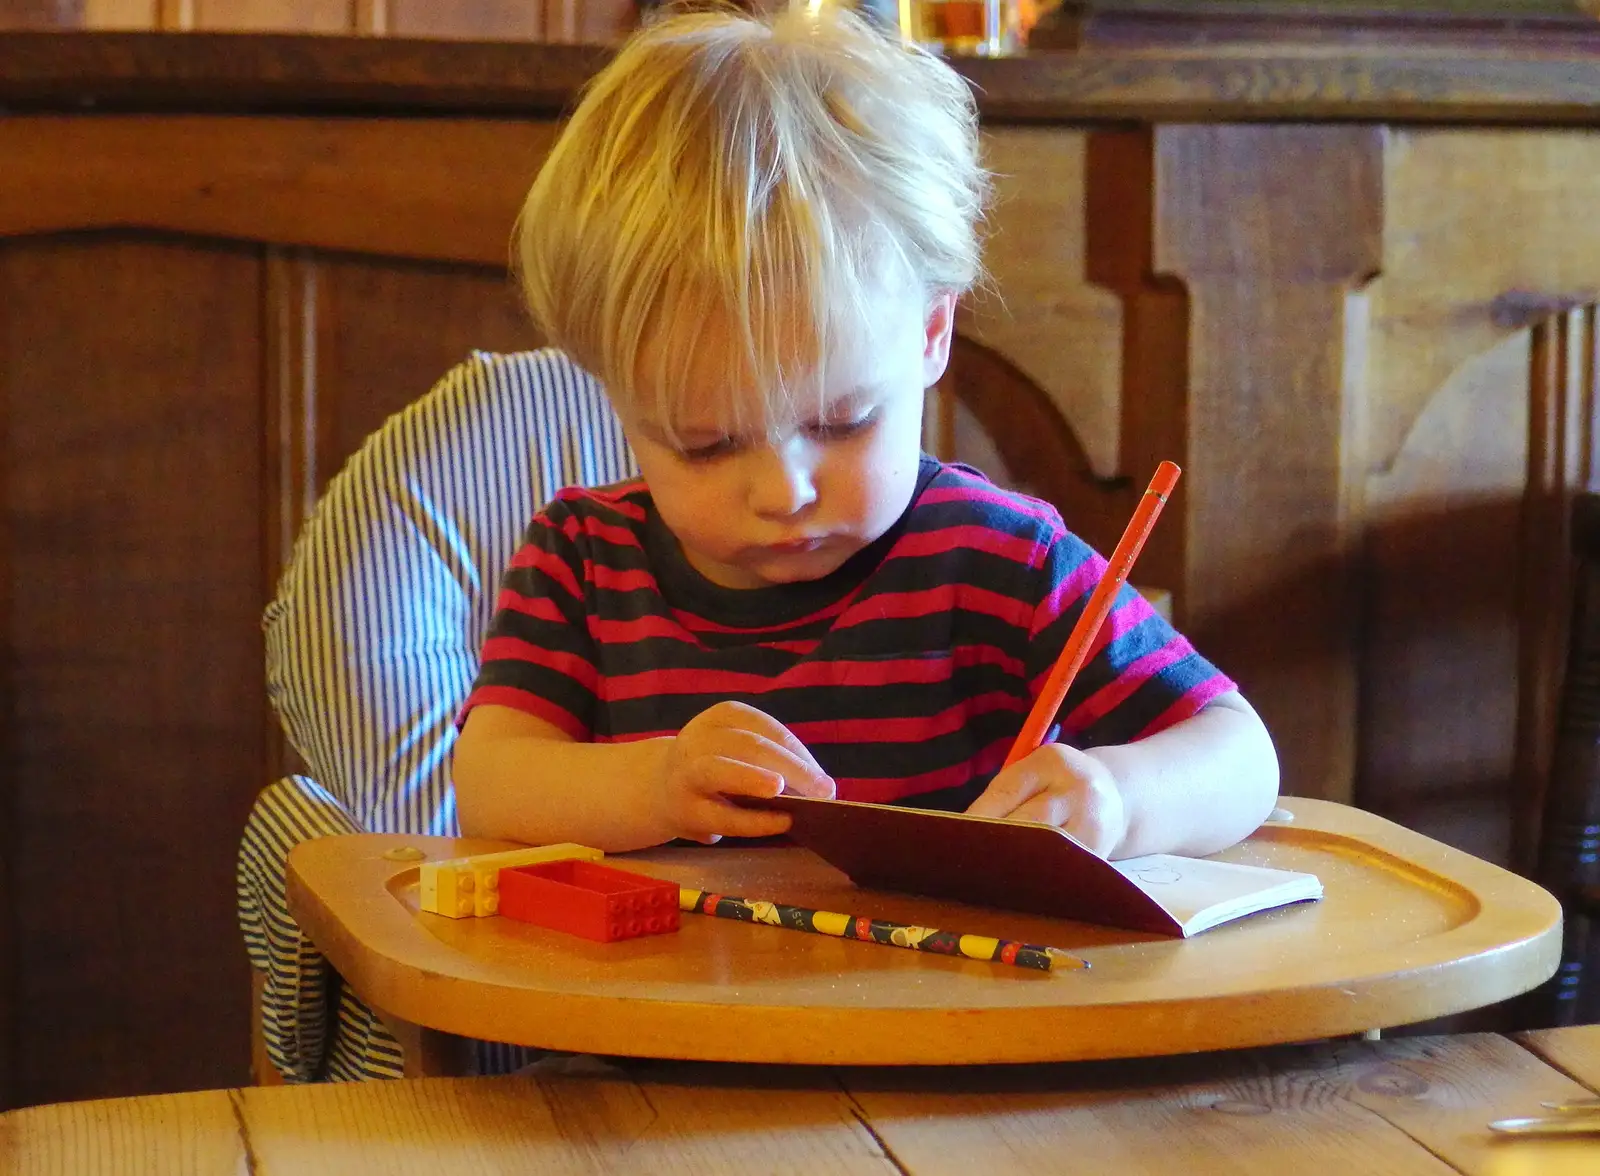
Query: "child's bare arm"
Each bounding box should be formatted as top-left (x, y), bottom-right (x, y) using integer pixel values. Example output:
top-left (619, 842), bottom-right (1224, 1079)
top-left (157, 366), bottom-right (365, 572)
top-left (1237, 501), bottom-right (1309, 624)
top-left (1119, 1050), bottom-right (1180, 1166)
top-left (966, 691), bottom-right (1279, 859)
top-left (454, 701), bottom-right (836, 852)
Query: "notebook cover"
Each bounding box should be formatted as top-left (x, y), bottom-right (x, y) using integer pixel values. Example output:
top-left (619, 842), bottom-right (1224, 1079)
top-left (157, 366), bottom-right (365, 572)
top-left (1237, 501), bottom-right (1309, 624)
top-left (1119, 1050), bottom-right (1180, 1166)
top-left (758, 795), bottom-right (1183, 936)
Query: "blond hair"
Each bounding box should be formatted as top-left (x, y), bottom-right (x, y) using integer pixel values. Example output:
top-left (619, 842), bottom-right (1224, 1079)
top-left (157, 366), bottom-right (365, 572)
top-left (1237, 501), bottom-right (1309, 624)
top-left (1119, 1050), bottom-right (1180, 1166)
top-left (515, 3), bottom-right (988, 440)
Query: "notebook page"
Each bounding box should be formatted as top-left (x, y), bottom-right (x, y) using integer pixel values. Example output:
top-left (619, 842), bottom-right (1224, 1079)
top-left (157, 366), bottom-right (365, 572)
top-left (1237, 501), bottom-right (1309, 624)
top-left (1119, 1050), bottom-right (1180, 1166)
top-left (1111, 854), bottom-right (1323, 936)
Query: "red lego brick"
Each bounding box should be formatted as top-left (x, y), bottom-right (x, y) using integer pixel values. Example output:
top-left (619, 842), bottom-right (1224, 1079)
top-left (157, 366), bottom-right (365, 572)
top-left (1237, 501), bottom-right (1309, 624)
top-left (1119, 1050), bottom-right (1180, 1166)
top-left (498, 859), bottom-right (681, 942)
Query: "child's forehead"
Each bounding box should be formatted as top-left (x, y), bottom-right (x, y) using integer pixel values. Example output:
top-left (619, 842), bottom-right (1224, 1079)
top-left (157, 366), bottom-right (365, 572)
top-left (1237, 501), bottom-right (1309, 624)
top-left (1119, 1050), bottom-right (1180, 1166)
top-left (635, 317), bottom-right (893, 432)
top-left (641, 357), bottom-right (851, 434)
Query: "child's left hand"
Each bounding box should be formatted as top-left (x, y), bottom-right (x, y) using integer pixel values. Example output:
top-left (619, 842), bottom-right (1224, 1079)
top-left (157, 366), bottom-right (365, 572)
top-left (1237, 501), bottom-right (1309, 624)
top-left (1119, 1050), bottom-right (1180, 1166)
top-left (965, 744), bottom-right (1128, 858)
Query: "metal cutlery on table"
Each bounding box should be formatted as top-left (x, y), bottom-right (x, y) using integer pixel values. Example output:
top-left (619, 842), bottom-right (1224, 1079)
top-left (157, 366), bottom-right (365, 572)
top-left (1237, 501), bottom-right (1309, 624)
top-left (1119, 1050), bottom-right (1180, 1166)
top-left (1541, 1096), bottom-right (1600, 1113)
top-left (1489, 1095), bottom-right (1600, 1137)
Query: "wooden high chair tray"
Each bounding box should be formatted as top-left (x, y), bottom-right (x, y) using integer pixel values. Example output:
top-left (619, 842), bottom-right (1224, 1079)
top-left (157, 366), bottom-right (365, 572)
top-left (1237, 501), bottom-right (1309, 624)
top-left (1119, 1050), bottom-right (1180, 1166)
top-left (286, 798), bottom-right (1561, 1066)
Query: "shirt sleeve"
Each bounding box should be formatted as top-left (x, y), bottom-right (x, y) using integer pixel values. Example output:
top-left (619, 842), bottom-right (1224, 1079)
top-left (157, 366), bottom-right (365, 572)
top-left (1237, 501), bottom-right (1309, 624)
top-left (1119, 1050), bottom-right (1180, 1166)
top-left (459, 503), bottom-right (599, 740)
top-left (1025, 527), bottom-right (1235, 747)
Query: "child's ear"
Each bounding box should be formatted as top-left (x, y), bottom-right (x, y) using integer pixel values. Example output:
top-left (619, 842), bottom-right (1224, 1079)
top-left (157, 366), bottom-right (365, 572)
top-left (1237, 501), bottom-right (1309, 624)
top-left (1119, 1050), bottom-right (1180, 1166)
top-left (921, 290), bottom-right (958, 387)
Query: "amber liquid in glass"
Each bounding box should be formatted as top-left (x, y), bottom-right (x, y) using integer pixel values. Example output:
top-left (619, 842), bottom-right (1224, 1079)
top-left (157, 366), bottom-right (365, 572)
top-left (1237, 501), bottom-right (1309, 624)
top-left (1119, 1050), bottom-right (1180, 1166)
top-left (906, 0), bottom-right (1009, 55)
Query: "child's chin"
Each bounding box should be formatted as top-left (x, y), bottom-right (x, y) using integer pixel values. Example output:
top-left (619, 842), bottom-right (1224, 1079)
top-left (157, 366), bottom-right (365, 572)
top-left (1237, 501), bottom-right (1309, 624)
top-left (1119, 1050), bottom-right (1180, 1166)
top-left (746, 549), bottom-right (851, 586)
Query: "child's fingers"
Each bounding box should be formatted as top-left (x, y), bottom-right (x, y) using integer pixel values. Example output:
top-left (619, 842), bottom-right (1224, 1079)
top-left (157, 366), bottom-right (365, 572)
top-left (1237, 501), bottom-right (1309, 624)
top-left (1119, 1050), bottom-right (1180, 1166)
top-left (779, 768), bottom-right (835, 799)
top-left (740, 736), bottom-right (832, 797)
top-left (1004, 792), bottom-right (1072, 828)
top-left (701, 728), bottom-right (835, 799)
top-left (745, 712), bottom-right (832, 780)
top-left (689, 755), bottom-right (784, 800)
top-left (963, 765), bottom-right (1048, 819)
top-left (703, 701), bottom-right (835, 796)
top-left (681, 794), bottom-right (793, 841)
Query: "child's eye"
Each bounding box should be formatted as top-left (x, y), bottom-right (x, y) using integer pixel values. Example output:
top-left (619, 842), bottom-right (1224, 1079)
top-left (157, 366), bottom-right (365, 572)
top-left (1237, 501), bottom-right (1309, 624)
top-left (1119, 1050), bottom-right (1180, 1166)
top-left (679, 436), bottom-right (736, 462)
top-left (806, 410), bottom-right (878, 441)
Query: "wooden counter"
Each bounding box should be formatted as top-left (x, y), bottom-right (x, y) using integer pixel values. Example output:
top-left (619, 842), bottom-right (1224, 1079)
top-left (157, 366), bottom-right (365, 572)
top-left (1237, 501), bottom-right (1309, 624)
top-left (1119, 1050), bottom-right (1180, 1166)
top-left (4, 24), bottom-right (1600, 122)
top-left (4, 7), bottom-right (1600, 1105)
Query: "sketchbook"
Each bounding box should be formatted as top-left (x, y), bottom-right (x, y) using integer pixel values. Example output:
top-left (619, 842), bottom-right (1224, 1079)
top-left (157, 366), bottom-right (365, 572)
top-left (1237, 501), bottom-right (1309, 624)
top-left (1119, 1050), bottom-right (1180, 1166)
top-left (756, 795), bottom-right (1322, 937)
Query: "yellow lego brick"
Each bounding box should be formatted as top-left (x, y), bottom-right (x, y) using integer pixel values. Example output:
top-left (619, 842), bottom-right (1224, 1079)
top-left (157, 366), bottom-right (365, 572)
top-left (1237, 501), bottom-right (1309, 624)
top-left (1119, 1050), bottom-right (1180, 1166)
top-left (418, 843), bottom-right (603, 918)
top-left (418, 861), bottom-right (475, 918)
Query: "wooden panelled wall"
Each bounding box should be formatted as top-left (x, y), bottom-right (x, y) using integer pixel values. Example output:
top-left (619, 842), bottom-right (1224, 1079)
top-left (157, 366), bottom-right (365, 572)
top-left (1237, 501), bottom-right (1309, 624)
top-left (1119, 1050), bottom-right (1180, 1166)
top-left (0, 0), bottom-right (637, 41)
top-left (4, 111), bottom-right (1600, 1105)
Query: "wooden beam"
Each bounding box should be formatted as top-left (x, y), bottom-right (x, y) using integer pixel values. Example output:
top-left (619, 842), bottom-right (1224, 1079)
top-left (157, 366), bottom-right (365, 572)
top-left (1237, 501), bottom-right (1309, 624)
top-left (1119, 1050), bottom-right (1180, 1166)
top-left (6, 30), bottom-right (1600, 123)
top-left (0, 116), bottom-right (558, 265)
top-left (1090, 124), bottom-right (1385, 803)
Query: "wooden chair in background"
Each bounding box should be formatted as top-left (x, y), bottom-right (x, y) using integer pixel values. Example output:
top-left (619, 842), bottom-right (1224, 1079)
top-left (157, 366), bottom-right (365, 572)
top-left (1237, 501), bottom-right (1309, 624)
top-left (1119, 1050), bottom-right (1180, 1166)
top-left (933, 334), bottom-right (1139, 567)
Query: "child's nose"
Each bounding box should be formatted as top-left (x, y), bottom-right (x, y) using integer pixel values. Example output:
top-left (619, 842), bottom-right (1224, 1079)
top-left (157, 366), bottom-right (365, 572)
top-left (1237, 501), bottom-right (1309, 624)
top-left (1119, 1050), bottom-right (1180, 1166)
top-left (749, 436), bottom-right (818, 519)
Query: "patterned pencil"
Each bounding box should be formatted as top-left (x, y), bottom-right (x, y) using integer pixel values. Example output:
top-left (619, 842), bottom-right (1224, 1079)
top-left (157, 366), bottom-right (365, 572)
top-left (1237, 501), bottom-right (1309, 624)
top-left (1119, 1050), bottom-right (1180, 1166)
top-left (678, 887), bottom-right (1088, 973)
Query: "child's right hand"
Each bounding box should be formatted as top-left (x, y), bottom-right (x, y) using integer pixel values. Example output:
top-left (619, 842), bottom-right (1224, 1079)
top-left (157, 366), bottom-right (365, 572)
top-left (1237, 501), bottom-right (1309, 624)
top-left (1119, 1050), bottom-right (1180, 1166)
top-left (658, 700), bottom-right (835, 843)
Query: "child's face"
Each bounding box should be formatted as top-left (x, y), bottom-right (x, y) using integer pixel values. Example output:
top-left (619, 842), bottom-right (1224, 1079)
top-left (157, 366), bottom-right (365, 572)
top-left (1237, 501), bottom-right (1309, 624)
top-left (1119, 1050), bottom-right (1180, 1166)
top-left (623, 284), bottom-right (956, 590)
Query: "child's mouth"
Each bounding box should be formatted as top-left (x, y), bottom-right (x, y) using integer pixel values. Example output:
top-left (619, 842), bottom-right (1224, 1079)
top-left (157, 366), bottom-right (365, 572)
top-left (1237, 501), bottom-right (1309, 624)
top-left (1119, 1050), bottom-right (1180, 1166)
top-left (767, 537), bottom-right (827, 555)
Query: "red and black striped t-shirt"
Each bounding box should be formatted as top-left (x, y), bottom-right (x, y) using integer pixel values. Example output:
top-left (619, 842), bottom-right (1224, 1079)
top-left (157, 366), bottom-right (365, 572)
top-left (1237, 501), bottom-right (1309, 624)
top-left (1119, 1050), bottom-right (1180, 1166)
top-left (465, 456), bottom-right (1234, 810)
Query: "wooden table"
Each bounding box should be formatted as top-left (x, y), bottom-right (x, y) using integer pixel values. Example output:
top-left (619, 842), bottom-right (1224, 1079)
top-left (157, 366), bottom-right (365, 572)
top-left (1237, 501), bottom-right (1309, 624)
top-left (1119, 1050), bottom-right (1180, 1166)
top-left (287, 799), bottom-right (1562, 1067)
top-left (4, 1027), bottom-right (1599, 1174)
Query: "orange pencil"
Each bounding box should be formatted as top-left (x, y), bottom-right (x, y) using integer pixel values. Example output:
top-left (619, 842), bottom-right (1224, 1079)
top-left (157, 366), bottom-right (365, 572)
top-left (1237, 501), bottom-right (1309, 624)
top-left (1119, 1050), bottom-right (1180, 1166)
top-left (1003, 461), bottom-right (1182, 768)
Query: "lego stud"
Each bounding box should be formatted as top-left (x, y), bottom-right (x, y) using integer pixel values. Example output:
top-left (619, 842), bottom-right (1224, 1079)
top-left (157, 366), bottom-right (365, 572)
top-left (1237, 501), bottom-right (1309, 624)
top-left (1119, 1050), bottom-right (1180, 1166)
top-left (418, 843), bottom-right (605, 919)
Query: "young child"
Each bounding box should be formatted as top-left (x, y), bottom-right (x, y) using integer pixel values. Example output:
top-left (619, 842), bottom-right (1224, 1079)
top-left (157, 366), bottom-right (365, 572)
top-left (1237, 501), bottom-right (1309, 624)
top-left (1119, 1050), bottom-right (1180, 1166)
top-left (453, 5), bottom-right (1279, 860)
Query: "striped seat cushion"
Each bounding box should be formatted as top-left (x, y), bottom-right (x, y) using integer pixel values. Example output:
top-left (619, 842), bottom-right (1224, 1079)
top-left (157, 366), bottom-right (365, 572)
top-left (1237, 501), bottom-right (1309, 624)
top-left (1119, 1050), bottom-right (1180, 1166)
top-left (238, 349), bottom-right (636, 1080)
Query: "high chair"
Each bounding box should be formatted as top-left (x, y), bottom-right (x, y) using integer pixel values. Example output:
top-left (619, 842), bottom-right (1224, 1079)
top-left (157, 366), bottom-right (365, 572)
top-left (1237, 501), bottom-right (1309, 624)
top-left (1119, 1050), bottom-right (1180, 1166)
top-left (237, 339), bottom-right (1139, 1082)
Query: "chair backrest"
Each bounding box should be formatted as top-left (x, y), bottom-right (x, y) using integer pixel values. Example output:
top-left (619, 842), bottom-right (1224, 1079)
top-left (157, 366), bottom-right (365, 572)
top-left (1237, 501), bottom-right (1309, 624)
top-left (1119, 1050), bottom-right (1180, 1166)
top-left (264, 350), bottom-right (636, 835)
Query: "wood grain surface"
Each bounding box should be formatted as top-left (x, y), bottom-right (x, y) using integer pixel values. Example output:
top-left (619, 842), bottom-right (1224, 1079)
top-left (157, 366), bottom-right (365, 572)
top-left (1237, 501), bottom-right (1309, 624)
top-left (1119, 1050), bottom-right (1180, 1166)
top-left (4, 1029), bottom-right (1599, 1175)
top-left (1, 238), bottom-right (267, 1107)
top-left (6, 31), bottom-right (1600, 123)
